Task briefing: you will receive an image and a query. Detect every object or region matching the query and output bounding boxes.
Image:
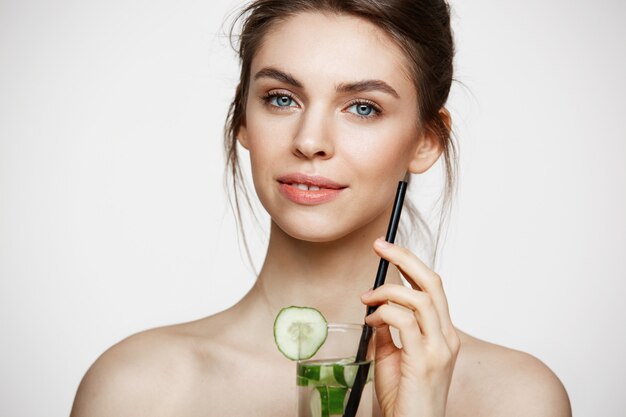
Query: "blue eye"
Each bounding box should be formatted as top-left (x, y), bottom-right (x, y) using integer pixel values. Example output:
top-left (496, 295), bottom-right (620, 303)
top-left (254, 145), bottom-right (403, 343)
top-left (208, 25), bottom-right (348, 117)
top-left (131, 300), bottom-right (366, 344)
top-left (347, 102), bottom-right (380, 118)
top-left (269, 94), bottom-right (296, 107)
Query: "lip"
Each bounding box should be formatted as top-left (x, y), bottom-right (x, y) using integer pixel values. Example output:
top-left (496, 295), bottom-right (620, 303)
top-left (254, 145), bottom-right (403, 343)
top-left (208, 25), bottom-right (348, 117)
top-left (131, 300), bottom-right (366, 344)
top-left (277, 173), bottom-right (347, 205)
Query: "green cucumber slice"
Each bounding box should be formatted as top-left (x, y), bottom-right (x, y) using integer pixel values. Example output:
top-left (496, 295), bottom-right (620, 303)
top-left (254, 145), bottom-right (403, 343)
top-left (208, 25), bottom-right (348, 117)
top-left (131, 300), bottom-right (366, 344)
top-left (273, 306), bottom-right (328, 360)
top-left (310, 386), bottom-right (348, 417)
top-left (298, 360), bottom-right (343, 387)
top-left (333, 363), bottom-right (358, 387)
top-left (333, 360), bottom-right (374, 387)
top-left (297, 375), bottom-right (309, 386)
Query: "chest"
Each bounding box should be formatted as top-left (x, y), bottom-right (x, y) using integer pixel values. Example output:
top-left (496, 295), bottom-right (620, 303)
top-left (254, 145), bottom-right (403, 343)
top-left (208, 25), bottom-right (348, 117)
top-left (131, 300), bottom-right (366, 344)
top-left (169, 352), bottom-right (294, 417)
top-left (188, 369), bottom-right (296, 417)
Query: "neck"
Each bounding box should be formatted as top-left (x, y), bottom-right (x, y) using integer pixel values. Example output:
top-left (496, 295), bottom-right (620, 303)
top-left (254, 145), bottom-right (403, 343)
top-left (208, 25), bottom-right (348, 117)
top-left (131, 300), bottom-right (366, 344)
top-left (249, 218), bottom-right (403, 325)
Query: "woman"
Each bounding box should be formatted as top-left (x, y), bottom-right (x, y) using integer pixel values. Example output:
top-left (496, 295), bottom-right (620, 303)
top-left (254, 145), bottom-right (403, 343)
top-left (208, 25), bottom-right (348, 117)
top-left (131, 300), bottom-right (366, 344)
top-left (70, 1), bottom-right (571, 416)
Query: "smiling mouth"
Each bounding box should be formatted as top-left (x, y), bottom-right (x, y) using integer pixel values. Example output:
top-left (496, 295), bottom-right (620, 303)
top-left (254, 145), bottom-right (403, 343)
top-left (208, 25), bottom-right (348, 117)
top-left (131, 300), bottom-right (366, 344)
top-left (278, 181), bottom-right (344, 191)
top-left (276, 174), bottom-right (347, 190)
top-left (276, 175), bottom-right (347, 205)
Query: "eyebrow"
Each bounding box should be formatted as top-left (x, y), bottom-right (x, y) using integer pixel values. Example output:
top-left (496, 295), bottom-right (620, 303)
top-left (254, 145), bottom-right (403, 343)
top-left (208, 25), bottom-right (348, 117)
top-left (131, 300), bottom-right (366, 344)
top-left (336, 79), bottom-right (399, 98)
top-left (253, 66), bottom-right (400, 99)
top-left (254, 67), bottom-right (303, 88)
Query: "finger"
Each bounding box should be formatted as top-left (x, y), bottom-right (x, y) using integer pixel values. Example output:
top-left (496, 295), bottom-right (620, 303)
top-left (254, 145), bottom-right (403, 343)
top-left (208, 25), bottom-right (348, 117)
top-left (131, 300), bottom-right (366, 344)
top-left (373, 324), bottom-right (397, 361)
top-left (365, 304), bottom-right (423, 357)
top-left (362, 284), bottom-right (443, 340)
top-left (373, 239), bottom-right (454, 337)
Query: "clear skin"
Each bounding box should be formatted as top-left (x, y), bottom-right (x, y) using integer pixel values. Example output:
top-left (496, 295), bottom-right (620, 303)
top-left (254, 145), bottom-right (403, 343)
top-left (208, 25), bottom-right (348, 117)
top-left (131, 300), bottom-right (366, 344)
top-left (70, 12), bottom-right (571, 417)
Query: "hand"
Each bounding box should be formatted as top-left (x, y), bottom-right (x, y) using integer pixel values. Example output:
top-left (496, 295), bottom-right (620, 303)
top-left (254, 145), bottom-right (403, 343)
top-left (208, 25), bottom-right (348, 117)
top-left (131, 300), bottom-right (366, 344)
top-left (361, 238), bottom-right (460, 417)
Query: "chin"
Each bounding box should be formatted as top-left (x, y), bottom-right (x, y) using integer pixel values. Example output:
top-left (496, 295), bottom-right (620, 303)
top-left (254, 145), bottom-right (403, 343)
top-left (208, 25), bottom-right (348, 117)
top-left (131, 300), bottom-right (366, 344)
top-left (272, 211), bottom-right (381, 245)
top-left (272, 216), bottom-right (352, 243)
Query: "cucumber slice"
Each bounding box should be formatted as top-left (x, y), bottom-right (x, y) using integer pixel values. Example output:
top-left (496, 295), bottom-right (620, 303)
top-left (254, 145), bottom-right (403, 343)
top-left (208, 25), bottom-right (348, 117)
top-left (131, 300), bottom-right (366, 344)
top-left (333, 360), bottom-right (374, 387)
top-left (310, 386), bottom-right (348, 417)
top-left (333, 363), bottom-right (357, 388)
top-left (297, 375), bottom-right (309, 386)
top-left (273, 306), bottom-right (328, 360)
top-left (301, 362), bottom-right (338, 386)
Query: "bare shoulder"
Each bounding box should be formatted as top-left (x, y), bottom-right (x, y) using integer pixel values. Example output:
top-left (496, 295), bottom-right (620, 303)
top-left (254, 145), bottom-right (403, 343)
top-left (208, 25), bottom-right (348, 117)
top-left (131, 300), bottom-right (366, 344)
top-left (70, 315), bottom-right (225, 417)
top-left (448, 331), bottom-right (572, 417)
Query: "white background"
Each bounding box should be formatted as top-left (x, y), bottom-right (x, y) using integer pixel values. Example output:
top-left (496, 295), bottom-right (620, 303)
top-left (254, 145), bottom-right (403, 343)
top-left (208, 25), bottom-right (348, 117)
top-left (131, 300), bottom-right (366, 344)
top-left (1, 0), bottom-right (625, 416)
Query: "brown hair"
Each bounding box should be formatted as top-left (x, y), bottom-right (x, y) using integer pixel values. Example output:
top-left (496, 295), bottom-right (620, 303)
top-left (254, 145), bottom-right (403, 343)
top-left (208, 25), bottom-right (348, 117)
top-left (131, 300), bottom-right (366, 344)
top-left (223, 0), bottom-right (458, 268)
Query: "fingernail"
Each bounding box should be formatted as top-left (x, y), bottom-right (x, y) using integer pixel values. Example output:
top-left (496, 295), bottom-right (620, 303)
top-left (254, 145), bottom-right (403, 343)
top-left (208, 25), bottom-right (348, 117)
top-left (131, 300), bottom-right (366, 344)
top-left (361, 289), bottom-right (373, 298)
top-left (375, 238), bottom-right (392, 249)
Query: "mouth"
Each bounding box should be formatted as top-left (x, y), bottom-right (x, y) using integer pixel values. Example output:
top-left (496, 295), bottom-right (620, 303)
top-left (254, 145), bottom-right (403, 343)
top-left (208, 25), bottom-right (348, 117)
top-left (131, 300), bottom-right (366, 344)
top-left (276, 173), bottom-right (347, 190)
top-left (276, 173), bottom-right (347, 205)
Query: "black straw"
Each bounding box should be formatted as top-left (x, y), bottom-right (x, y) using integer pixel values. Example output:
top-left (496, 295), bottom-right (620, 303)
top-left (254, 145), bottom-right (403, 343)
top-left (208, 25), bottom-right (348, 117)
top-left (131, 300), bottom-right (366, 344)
top-left (343, 179), bottom-right (408, 417)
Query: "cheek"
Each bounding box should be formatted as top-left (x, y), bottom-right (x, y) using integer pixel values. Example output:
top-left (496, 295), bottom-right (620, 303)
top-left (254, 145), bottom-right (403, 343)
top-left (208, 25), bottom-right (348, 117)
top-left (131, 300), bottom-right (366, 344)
top-left (245, 112), bottom-right (280, 166)
top-left (339, 124), bottom-right (417, 181)
top-left (248, 143), bottom-right (275, 186)
top-left (245, 112), bottom-right (297, 164)
top-left (245, 131), bottom-right (286, 209)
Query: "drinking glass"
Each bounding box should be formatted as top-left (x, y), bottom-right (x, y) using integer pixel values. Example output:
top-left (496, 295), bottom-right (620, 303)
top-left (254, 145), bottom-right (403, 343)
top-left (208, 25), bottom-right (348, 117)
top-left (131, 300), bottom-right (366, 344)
top-left (296, 323), bottom-right (375, 417)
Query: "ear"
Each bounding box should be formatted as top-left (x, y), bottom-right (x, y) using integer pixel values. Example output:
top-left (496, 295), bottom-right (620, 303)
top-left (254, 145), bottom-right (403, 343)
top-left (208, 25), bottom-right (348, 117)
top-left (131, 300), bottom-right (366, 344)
top-left (237, 122), bottom-right (249, 150)
top-left (408, 108), bottom-right (450, 174)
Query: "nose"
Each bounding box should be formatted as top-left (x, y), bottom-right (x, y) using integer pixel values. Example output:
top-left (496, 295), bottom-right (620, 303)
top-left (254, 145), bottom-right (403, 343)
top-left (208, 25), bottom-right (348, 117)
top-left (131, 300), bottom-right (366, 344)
top-left (290, 107), bottom-right (334, 160)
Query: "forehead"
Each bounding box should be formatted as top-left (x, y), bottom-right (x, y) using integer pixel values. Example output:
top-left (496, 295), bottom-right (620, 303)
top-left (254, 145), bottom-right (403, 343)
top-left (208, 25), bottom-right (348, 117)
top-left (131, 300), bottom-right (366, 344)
top-left (251, 12), bottom-right (414, 93)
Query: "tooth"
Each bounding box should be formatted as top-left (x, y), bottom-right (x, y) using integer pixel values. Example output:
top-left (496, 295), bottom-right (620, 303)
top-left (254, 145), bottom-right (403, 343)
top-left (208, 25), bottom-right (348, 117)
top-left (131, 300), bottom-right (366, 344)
top-left (296, 184), bottom-right (308, 190)
top-left (309, 186), bottom-right (320, 191)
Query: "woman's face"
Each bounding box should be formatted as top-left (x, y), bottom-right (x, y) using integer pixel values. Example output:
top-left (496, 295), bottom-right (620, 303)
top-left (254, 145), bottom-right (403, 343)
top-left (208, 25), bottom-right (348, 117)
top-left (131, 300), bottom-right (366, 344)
top-left (239, 12), bottom-right (437, 242)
